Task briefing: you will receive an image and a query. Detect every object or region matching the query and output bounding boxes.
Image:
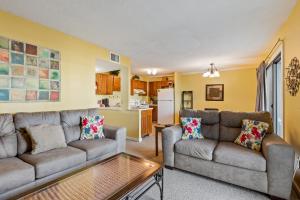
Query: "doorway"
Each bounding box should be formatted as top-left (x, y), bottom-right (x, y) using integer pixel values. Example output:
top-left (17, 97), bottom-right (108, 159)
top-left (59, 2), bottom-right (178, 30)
top-left (265, 53), bottom-right (283, 137)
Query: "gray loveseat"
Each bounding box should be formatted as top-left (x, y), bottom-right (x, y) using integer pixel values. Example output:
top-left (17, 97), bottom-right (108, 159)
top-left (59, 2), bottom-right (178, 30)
top-left (0, 108), bottom-right (126, 199)
top-left (162, 110), bottom-right (295, 199)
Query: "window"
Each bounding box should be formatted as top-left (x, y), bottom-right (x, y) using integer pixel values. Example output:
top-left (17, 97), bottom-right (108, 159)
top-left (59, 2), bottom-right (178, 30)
top-left (265, 53), bottom-right (283, 137)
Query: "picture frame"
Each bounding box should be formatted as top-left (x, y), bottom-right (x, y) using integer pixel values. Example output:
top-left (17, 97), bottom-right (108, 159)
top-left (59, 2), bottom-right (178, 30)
top-left (206, 84), bottom-right (224, 101)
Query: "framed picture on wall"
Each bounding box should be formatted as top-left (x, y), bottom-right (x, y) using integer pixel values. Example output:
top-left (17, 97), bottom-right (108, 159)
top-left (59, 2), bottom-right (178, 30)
top-left (206, 84), bottom-right (224, 101)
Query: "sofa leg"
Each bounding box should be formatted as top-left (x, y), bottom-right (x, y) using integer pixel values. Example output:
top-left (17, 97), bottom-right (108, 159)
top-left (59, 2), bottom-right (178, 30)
top-left (164, 165), bottom-right (174, 170)
top-left (269, 195), bottom-right (286, 200)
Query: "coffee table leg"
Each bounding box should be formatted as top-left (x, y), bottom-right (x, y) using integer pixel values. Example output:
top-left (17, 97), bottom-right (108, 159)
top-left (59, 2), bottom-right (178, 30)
top-left (155, 168), bottom-right (164, 200)
top-left (155, 129), bottom-right (158, 156)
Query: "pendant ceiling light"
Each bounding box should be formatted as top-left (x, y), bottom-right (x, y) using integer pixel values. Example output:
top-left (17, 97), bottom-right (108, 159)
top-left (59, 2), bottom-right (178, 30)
top-left (202, 63), bottom-right (220, 78)
top-left (147, 69), bottom-right (157, 75)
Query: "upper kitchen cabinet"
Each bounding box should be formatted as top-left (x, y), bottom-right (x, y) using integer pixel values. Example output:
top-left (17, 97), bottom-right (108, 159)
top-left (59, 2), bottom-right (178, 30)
top-left (149, 79), bottom-right (174, 97)
top-left (96, 73), bottom-right (120, 95)
top-left (131, 79), bottom-right (147, 96)
top-left (113, 76), bottom-right (121, 91)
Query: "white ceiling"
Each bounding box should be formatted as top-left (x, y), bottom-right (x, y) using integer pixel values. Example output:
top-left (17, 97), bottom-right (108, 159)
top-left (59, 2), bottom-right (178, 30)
top-left (0, 0), bottom-right (296, 74)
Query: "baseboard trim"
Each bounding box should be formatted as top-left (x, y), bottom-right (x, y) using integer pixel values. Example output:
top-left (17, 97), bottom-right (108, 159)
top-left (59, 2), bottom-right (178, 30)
top-left (126, 136), bottom-right (142, 142)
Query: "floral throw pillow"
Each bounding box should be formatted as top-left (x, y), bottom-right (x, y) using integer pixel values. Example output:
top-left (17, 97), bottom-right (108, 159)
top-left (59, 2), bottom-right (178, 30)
top-left (180, 117), bottom-right (203, 140)
top-left (80, 115), bottom-right (105, 140)
top-left (234, 119), bottom-right (269, 151)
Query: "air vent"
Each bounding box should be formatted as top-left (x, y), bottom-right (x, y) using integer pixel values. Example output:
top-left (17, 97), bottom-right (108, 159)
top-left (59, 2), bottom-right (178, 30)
top-left (110, 52), bottom-right (120, 63)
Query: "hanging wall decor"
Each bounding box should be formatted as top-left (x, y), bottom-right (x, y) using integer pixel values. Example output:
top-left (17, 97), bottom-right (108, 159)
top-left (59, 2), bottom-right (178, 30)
top-left (0, 36), bottom-right (60, 102)
top-left (286, 57), bottom-right (300, 96)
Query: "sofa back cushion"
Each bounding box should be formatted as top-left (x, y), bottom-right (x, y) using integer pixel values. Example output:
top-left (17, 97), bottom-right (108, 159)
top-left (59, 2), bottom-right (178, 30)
top-left (14, 111), bottom-right (61, 155)
top-left (60, 108), bottom-right (99, 143)
top-left (0, 114), bottom-right (17, 158)
top-left (219, 111), bottom-right (273, 142)
top-left (179, 110), bottom-right (219, 140)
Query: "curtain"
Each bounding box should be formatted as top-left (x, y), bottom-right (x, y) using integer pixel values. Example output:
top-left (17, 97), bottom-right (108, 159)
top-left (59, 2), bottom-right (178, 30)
top-left (255, 61), bottom-right (267, 112)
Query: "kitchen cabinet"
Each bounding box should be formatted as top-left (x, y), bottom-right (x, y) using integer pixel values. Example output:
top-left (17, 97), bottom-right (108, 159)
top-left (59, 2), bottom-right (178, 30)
top-left (131, 79), bottom-right (147, 96)
top-left (113, 76), bottom-right (121, 91)
top-left (150, 105), bottom-right (157, 122)
top-left (96, 73), bottom-right (120, 95)
top-left (149, 80), bottom-right (174, 97)
top-left (106, 75), bottom-right (113, 95)
top-left (141, 109), bottom-right (152, 137)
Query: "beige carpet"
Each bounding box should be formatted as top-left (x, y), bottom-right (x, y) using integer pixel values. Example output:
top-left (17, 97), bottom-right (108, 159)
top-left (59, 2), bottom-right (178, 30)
top-left (125, 129), bottom-right (298, 200)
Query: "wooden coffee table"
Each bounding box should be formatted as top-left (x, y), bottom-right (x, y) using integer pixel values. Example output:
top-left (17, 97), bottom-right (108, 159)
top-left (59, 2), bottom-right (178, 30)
top-left (15, 153), bottom-right (164, 200)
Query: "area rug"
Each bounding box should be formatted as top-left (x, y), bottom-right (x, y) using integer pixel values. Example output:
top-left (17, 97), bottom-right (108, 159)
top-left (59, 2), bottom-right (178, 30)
top-left (140, 168), bottom-right (271, 200)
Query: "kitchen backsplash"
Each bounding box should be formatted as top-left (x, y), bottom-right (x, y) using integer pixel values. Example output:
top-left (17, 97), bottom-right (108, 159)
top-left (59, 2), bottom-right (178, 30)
top-left (97, 91), bottom-right (121, 107)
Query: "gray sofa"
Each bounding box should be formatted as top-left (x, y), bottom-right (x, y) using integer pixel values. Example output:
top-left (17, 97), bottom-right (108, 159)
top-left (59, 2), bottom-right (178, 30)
top-left (162, 110), bottom-right (295, 199)
top-left (0, 108), bottom-right (126, 200)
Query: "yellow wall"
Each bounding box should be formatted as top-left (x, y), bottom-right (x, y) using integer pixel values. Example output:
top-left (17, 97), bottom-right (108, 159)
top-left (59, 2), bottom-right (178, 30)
top-left (174, 68), bottom-right (257, 117)
top-left (98, 109), bottom-right (140, 140)
top-left (0, 11), bottom-right (131, 113)
top-left (266, 1), bottom-right (300, 147)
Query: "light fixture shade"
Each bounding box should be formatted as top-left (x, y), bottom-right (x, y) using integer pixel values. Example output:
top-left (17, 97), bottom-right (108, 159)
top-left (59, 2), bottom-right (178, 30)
top-left (202, 63), bottom-right (220, 78)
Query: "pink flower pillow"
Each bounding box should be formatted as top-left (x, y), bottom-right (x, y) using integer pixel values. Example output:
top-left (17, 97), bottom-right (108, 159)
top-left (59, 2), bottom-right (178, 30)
top-left (234, 119), bottom-right (269, 151)
top-left (80, 115), bottom-right (105, 140)
top-left (180, 117), bottom-right (203, 140)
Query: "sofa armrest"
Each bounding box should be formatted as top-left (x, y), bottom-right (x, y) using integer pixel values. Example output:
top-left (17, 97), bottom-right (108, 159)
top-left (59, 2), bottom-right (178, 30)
top-left (262, 133), bottom-right (295, 199)
top-left (162, 125), bottom-right (182, 167)
top-left (103, 125), bottom-right (127, 153)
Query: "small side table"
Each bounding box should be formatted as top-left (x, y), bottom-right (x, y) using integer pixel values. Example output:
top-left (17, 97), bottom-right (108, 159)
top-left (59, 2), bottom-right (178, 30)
top-left (154, 124), bottom-right (174, 156)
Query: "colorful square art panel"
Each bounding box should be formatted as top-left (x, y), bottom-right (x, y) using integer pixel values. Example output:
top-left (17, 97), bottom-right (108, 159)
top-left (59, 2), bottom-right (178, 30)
top-left (26, 90), bottom-right (37, 101)
top-left (39, 91), bottom-right (49, 100)
top-left (0, 37), bottom-right (9, 49)
top-left (0, 77), bottom-right (10, 88)
top-left (26, 67), bottom-right (38, 77)
top-left (39, 80), bottom-right (49, 90)
top-left (50, 81), bottom-right (60, 90)
top-left (26, 55), bottom-right (37, 66)
top-left (0, 36), bottom-right (60, 102)
top-left (50, 91), bottom-right (59, 101)
top-left (26, 44), bottom-right (37, 55)
top-left (11, 52), bottom-right (24, 65)
top-left (11, 66), bottom-right (25, 76)
top-left (0, 64), bottom-right (9, 75)
top-left (0, 89), bottom-right (9, 101)
top-left (0, 49), bottom-right (9, 63)
top-left (11, 40), bottom-right (24, 52)
top-left (39, 69), bottom-right (49, 79)
top-left (11, 77), bottom-right (25, 88)
top-left (11, 89), bottom-right (26, 101)
top-left (26, 78), bottom-right (39, 89)
top-left (50, 70), bottom-right (60, 80)
top-left (50, 60), bottom-right (59, 70)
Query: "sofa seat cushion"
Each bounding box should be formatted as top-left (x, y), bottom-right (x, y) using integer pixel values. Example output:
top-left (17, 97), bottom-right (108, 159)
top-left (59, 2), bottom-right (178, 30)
top-left (175, 139), bottom-right (218, 161)
top-left (0, 157), bottom-right (35, 193)
top-left (213, 142), bottom-right (266, 172)
top-left (19, 146), bottom-right (86, 179)
top-left (69, 139), bottom-right (117, 160)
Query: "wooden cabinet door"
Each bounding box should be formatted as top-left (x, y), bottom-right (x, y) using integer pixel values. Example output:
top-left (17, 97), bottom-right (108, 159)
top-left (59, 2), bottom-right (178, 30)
top-left (141, 110), bottom-right (148, 137)
top-left (143, 81), bottom-right (148, 96)
top-left (131, 80), bottom-right (138, 95)
top-left (154, 81), bottom-right (161, 96)
top-left (149, 82), bottom-right (154, 97)
top-left (106, 75), bottom-right (113, 95)
top-left (161, 81), bottom-right (169, 88)
top-left (151, 106), bottom-right (157, 122)
top-left (113, 76), bottom-right (121, 91)
top-left (147, 109), bottom-right (152, 133)
top-left (137, 81), bottom-right (144, 90)
top-left (96, 73), bottom-right (107, 95)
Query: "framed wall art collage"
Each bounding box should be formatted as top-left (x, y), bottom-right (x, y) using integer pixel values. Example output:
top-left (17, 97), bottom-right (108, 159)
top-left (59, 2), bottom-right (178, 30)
top-left (0, 36), bottom-right (60, 102)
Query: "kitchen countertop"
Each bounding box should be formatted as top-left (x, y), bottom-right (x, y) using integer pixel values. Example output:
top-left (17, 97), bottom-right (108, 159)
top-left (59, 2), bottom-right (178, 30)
top-left (99, 107), bottom-right (122, 111)
top-left (128, 107), bottom-right (153, 111)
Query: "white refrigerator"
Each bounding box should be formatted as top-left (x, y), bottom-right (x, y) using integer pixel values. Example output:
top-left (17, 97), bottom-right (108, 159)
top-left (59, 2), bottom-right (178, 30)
top-left (158, 88), bottom-right (175, 124)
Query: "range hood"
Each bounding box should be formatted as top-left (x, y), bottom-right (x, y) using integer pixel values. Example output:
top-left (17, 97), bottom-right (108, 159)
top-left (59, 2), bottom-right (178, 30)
top-left (133, 89), bottom-right (146, 95)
